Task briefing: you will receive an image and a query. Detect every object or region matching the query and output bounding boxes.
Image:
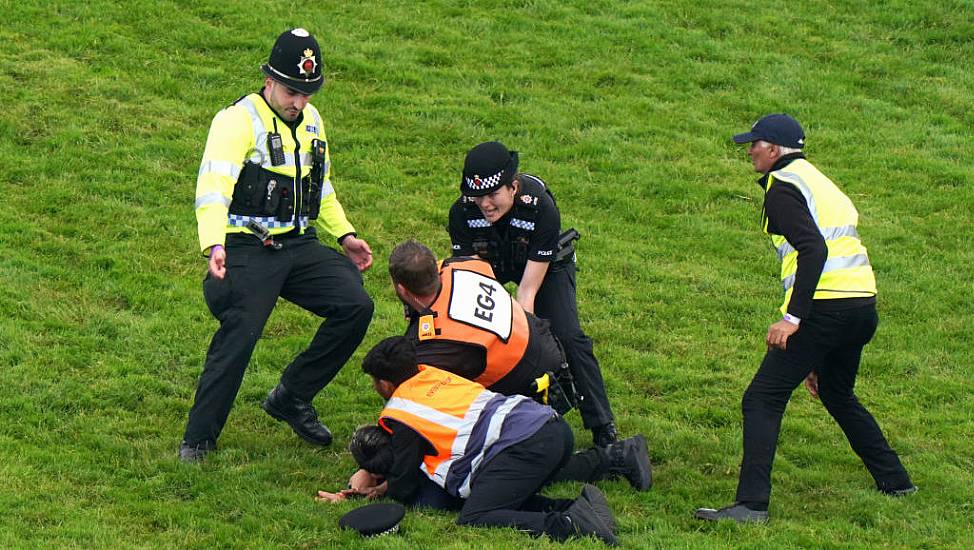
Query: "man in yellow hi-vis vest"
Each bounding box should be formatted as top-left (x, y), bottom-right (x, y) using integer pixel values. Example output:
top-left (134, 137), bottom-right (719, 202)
top-left (696, 114), bottom-right (914, 523)
top-left (180, 28), bottom-right (374, 462)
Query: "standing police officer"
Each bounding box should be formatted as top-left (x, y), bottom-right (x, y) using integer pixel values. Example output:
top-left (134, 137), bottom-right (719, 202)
top-left (695, 114), bottom-right (915, 522)
top-left (181, 28), bottom-right (374, 462)
top-left (447, 142), bottom-right (618, 447)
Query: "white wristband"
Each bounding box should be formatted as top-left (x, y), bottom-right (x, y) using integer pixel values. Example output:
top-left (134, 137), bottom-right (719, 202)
top-left (783, 313), bottom-right (801, 326)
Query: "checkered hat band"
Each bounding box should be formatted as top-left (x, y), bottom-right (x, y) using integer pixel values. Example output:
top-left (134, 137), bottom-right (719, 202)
top-left (464, 170), bottom-right (504, 191)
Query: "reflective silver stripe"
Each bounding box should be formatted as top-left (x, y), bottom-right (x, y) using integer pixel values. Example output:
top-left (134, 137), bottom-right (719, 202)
top-left (782, 253), bottom-right (871, 290)
top-left (776, 225), bottom-right (861, 261)
top-left (457, 395), bottom-right (526, 498)
top-left (468, 219), bottom-right (491, 228)
top-left (308, 104), bottom-right (324, 137)
top-left (227, 214), bottom-right (309, 229)
top-left (773, 169), bottom-right (819, 225)
top-left (510, 218), bottom-right (535, 231)
top-left (320, 180), bottom-right (335, 197)
top-left (434, 390), bottom-right (494, 491)
top-left (195, 192), bottom-right (231, 210)
top-left (198, 160), bottom-right (242, 180)
top-left (384, 397), bottom-right (468, 431)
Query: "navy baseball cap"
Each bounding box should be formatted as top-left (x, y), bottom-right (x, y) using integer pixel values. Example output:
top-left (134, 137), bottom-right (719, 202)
top-left (732, 114), bottom-right (805, 148)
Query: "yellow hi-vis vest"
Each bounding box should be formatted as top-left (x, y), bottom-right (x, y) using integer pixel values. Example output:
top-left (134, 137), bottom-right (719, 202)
top-left (193, 93), bottom-right (355, 253)
top-left (764, 159), bottom-right (877, 314)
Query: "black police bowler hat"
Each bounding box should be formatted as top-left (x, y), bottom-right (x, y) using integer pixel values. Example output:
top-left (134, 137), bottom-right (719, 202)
top-left (460, 141), bottom-right (520, 197)
top-left (732, 113), bottom-right (805, 149)
top-left (261, 28), bottom-right (324, 94)
top-left (338, 503), bottom-right (405, 537)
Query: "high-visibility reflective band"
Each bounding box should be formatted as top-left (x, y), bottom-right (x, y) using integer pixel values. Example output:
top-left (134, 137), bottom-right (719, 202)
top-left (195, 192), bottom-right (232, 210)
top-left (782, 253), bottom-right (871, 291)
top-left (238, 98), bottom-right (313, 169)
top-left (773, 170), bottom-right (820, 225)
top-left (384, 397), bottom-right (469, 431)
top-left (456, 395), bottom-right (526, 498)
top-left (321, 180), bottom-right (335, 197)
top-left (432, 390), bottom-right (495, 488)
top-left (776, 224), bottom-right (861, 260)
top-left (510, 218), bottom-right (535, 231)
top-left (198, 160), bottom-right (242, 181)
top-left (227, 214), bottom-right (310, 229)
top-left (468, 219), bottom-right (491, 229)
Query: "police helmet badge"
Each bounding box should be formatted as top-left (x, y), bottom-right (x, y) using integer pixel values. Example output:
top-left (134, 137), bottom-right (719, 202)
top-left (298, 48), bottom-right (317, 77)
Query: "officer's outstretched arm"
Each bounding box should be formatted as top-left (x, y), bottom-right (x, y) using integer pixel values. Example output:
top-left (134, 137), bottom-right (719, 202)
top-left (516, 260), bottom-right (550, 313)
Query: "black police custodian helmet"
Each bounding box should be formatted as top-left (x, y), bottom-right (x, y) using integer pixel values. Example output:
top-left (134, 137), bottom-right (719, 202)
top-left (461, 141), bottom-right (520, 197)
top-left (261, 28), bottom-right (324, 94)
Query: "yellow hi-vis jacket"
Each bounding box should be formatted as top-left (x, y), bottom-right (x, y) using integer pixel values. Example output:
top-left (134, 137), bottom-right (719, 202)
top-left (764, 159), bottom-right (877, 314)
top-left (193, 92), bottom-right (355, 254)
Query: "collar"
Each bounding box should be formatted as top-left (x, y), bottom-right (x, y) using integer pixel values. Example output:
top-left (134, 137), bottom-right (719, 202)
top-left (756, 152), bottom-right (806, 189)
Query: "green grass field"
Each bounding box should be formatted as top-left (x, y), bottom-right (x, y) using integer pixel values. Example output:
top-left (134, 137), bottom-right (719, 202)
top-left (1, 0), bottom-right (972, 547)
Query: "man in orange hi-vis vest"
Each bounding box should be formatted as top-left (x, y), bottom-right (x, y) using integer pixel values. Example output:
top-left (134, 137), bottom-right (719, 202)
top-left (389, 240), bottom-right (574, 406)
top-left (354, 336), bottom-right (652, 544)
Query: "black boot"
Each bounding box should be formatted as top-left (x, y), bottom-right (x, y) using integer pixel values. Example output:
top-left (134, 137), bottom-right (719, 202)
top-left (565, 494), bottom-right (617, 546)
top-left (261, 383), bottom-right (333, 446)
top-left (592, 422), bottom-right (618, 448)
top-left (607, 435), bottom-right (652, 491)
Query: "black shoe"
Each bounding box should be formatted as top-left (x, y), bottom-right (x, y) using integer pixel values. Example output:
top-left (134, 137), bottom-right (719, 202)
top-left (880, 485), bottom-right (918, 497)
top-left (694, 503), bottom-right (769, 524)
top-left (607, 435), bottom-right (652, 491)
top-left (179, 440), bottom-right (215, 463)
top-left (592, 422), bottom-right (619, 448)
top-left (581, 484), bottom-right (616, 532)
top-left (566, 496), bottom-right (618, 546)
top-left (261, 384), bottom-right (333, 446)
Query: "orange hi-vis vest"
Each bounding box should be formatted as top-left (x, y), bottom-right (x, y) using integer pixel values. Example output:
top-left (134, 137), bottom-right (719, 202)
top-left (416, 258), bottom-right (530, 388)
top-left (379, 365), bottom-right (541, 498)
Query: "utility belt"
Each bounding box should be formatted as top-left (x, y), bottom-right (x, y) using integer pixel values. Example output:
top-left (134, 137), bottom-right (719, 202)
top-left (529, 336), bottom-right (578, 415)
top-left (472, 228), bottom-right (580, 277)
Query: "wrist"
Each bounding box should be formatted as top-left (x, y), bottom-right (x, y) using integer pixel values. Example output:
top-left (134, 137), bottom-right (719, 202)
top-left (338, 232), bottom-right (357, 246)
top-left (209, 244), bottom-right (224, 257)
top-left (783, 313), bottom-right (801, 326)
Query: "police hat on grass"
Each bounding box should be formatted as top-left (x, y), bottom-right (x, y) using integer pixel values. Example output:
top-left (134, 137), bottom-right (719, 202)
top-left (261, 28), bottom-right (324, 95)
top-left (460, 141), bottom-right (520, 197)
top-left (732, 113), bottom-right (805, 149)
top-left (338, 502), bottom-right (405, 537)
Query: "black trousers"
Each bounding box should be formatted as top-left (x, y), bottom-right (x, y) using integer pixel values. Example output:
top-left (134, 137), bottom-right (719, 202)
top-left (736, 303), bottom-right (912, 504)
top-left (457, 416), bottom-right (591, 541)
top-left (534, 261), bottom-right (615, 430)
top-left (183, 232), bottom-right (373, 445)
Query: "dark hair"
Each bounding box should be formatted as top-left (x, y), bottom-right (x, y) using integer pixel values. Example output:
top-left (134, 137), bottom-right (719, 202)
top-left (362, 336), bottom-right (420, 385)
top-left (389, 240), bottom-right (440, 296)
top-left (349, 424), bottom-right (393, 475)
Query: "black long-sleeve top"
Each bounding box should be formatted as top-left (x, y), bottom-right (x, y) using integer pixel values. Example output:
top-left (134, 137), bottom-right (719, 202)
top-left (381, 418), bottom-right (433, 503)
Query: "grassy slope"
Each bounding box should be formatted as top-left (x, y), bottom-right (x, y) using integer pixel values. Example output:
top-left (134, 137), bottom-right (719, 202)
top-left (0, 0), bottom-right (972, 547)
